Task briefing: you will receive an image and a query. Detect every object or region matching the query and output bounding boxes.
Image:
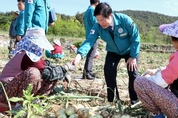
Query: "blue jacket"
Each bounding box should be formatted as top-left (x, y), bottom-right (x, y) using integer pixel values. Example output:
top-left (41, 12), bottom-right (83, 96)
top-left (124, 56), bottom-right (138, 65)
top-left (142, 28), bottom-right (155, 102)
top-left (83, 6), bottom-right (97, 38)
top-left (9, 18), bottom-right (17, 37)
top-left (24, 0), bottom-right (50, 32)
top-left (15, 10), bottom-right (25, 36)
top-left (77, 13), bottom-right (140, 58)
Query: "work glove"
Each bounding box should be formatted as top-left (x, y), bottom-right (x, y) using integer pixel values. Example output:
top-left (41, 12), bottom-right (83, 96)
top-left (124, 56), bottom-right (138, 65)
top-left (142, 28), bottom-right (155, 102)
top-left (64, 62), bottom-right (77, 71)
top-left (141, 68), bottom-right (159, 77)
top-left (63, 73), bottom-right (72, 89)
top-left (148, 71), bottom-right (168, 88)
top-left (65, 73), bottom-right (72, 83)
top-left (69, 45), bottom-right (78, 53)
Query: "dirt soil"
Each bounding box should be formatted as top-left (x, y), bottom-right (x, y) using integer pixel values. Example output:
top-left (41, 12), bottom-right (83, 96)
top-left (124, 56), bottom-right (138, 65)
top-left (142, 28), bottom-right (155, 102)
top-left (0, 35), bottom-right (130, 103)
top-left (0, 36), bottom-right (136, 117)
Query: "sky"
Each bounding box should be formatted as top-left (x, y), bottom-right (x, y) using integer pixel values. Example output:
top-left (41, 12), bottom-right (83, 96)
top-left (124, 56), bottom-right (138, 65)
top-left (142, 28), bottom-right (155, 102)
top-left (0, 0), bottom-right (178, 17)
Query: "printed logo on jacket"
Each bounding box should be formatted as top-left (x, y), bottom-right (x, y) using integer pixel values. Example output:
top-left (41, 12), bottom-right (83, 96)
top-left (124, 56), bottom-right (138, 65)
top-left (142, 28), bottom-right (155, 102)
top-left (28, 0), bottom-right (33, 4)
top-left (90, 29), bottom-right (95, 34)
top-left (118, 28), bottom-right (127, 37)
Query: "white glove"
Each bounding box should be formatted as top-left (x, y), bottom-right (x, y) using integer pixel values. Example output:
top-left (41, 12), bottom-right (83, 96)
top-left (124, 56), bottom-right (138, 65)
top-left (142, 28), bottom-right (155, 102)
top-left (148, 71), bottom-right (168, 88)
top-left (63, 74), bottom-right (71, 89)
top-left (72, 54), bottom-right (81, 66)
top-left (64, 62), bottom-right (77, 71)
top-left (141, 69), bottom-right (159, 77)
top-left (65, 74), bottom-right (72, 83)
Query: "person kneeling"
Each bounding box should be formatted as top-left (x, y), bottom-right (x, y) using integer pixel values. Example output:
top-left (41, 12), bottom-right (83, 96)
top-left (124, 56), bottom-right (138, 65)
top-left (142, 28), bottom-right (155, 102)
top-left (45, 39), bottom-right (65, 59)
top-left (134, 20), bottom-right (178, 118)
top-left (0, 27), bottom-right (73, 113)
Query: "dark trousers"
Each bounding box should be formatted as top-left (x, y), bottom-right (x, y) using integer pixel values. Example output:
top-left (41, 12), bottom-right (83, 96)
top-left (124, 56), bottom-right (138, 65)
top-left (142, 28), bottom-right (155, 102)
top-left (84, 41), bottom-right (98, 74)
top-left (8, 37), bottom-right (16, 53)
top-left (104, 51), bottom-right (139, 102)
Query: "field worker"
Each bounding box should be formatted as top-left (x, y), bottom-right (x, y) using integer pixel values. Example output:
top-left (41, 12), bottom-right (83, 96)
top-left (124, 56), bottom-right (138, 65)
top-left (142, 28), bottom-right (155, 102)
top-left (82, 0), bottom-right (100, 80)
top-left (8, 11), bottom-right (19, 59)
top-left (134, 20), bottom-right (178, 118)
top-left (69, 45), bottom-right (78, 53)
top-left (0, 27), bottom-right (73, 113)
top-left (24, 0), bottom-right (54, 33)
top-left (45, 39), bottom-right (65, 59)
top-left (15, 0), bottom-right (25, 42)
top-left (72, 2), bottom-right (140, 104)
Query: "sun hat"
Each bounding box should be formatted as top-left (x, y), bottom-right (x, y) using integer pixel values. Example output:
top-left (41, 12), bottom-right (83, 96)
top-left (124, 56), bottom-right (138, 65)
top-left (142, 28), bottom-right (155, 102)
top-left (159, 20), bottom-right (178, 38)
top-left (53, 39), bottom-right (61, 46)
top-left (11, 27), bottom-right (54, 62)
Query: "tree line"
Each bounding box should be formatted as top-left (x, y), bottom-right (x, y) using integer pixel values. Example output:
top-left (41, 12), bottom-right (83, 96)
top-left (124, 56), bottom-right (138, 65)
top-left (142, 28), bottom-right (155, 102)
top-left (0, 10), bottom-right (178, 44)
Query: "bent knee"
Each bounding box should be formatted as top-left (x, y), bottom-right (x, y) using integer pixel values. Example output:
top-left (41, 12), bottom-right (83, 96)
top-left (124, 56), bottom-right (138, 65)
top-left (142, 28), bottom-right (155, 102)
top-left (134, 76), bottom-right (147, 90)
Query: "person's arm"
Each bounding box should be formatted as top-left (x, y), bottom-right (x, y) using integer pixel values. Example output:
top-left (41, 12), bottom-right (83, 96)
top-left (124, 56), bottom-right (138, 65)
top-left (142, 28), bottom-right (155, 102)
top-left (89, 8), bottom-right (97, 26)
top-left (145, 53), bottom-right (178, 88)
top-left (48, 8), bottom-right (55, 26)
top-left (72, 24), bottom-right (99, 65)
top-left (77, 24), bottom-right (99, 59)
top-left (142, 67), bottom-right (166, 77)
top-left (124, 14), bottom-right (140, 58)
top-left (122, 14), bottom-right (140, 71)
top-left (45, 0), bottom-right (54, 31)
top-left (24, 0), bottom-right (36, 31)
top-left (161, 53), bottom-right (178, 84)
top-left (16, 11), bottom-right (25, 41)
top-left (9, 20), bottom-right (13, 37)
top-left (147, 71), bottom-right (168, 88)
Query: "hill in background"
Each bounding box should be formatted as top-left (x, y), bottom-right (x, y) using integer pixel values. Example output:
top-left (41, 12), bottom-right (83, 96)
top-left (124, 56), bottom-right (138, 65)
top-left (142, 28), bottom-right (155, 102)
top-left (0, 10), bottom-right (178, 44)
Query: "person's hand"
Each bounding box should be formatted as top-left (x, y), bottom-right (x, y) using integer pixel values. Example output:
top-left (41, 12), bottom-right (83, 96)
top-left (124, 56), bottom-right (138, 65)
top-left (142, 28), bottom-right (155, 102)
top-left (64, 62), bottom-right (77, 71)
top-left (126, 57), bottom-right (137, 71)
top-left (63, 81), bottom-right (68, 89)
top-left (71, 54), bottom-right (81, 66)
top-left (141, 69), bottom-right (158, 76)
top-left (16, 35), bottom-right (21, 41)
top-left (49, 22), bottom-right (54, 26)
top-left (63, 74), bottom-right (72, 89)
top-left (65, 74), bottom-right (71, 83)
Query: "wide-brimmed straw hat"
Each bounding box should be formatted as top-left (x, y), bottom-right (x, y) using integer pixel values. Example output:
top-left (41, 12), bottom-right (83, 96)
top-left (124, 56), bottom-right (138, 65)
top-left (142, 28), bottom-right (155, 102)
top-left (12, 27), bottom-right (54, 62)
top-left (159, 20), bottom-right (178, 38)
